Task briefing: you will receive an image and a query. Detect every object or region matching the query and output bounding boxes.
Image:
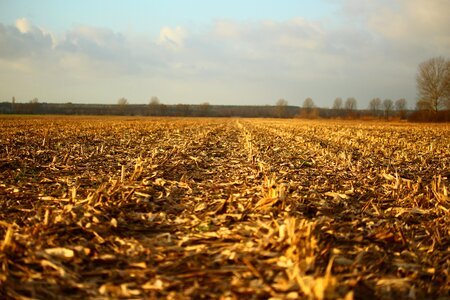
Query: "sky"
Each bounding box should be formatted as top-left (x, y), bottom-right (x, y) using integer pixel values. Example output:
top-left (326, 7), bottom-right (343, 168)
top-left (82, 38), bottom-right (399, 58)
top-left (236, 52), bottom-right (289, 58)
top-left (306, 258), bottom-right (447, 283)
top-left (0, 0), bottom-right (449, 108)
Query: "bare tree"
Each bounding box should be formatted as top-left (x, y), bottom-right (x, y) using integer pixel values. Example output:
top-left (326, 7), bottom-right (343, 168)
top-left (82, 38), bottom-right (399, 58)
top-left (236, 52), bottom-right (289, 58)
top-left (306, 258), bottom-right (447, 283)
top-left (117, 97), bottom-right (128, 115)
top-left (276, 98), bottom-right (288, 106)
top-left (383, 99), bottom-right (394, 120)
top-left (369, 98), bottom-right (381, 117)
top-left (199, 102), bottom-right (211, 116)
top-left (299, 97), bottom-right (318, 119)
top-left (149, 96), bottom-right (160, 106)
top-left (345, 97), bottom-right (357, 111)
top-left (117, 97), bottom-right (128, 106)
top-left (29, 97), bottom-right (39, 114)
top-left (416, 99), bottom-right (430, 111)
top-left (332, 97), bottom-right (343, 110)
top-left (395, 98), bottom-right (407, 110)
top-left (395, 98), bottom-right (407, 119)
top-left (303, 97), bottom-right (315, 110)
top-left (416, 56), bottom-right (450, 112)
top-left (276, 98), bottom-right (288, 118)
top-left (149, 96), bottom-right (161, 116)
top-left (331, 97), bottom-right (343, 118)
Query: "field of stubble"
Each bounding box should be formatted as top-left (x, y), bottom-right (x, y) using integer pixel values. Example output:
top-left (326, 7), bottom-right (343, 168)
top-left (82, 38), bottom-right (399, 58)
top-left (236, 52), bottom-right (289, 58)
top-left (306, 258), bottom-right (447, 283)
top-left (0, 116), bottom-right (449, 299)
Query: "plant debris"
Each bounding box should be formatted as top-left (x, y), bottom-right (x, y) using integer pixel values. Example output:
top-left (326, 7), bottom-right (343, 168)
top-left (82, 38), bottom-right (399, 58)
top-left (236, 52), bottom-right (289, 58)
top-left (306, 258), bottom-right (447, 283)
top-left (0, 116), bottom-right (449, 299)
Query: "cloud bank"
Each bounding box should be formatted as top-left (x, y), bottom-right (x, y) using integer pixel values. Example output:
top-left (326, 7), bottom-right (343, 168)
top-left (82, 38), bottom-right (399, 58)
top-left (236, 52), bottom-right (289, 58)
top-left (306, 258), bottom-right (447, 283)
top-left (0, 0), bottom-right (449, 106)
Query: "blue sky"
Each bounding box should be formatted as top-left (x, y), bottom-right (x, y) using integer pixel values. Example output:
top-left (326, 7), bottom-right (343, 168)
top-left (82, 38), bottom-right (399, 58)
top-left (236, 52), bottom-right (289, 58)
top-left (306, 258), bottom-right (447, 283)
top-left (0, 1), bottom-right (335, 32)
top-left (0, 0), bottom-right (449, 107)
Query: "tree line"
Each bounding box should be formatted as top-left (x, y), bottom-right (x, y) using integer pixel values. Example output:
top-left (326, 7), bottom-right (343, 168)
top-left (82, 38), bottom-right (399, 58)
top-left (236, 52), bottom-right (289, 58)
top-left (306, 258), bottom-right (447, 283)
top-left (280, 56), bottom-right (449, 121)
top-left (0, 98), bottom-right (413, 120)
top-left (1, 57), bottom-right (449, 121)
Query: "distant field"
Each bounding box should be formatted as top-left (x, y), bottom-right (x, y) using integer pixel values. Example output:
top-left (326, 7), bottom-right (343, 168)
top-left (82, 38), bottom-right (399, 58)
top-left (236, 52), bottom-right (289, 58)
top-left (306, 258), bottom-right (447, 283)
top-left (0, 116), bottom-right (449, 299)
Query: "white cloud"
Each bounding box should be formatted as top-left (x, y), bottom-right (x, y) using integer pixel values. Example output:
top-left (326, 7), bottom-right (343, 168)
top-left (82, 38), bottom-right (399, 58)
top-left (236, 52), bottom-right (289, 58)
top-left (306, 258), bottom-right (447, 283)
top-left (339, 0), bottom-right (450, 56)
top-left (368, 0), bottom-right (449, 39)
top-left (0, 20), bottom-right (53, 60)
top-left (1, 2), bottom-right (449, 106)
top-left (15, 18), bottom-right (31, 33)
top-left (158, 26), bottom-right (186, 50)
top-left (58, 26), bottom-right (126, 56)
top-left (214, 20), bottom-right (241, 38)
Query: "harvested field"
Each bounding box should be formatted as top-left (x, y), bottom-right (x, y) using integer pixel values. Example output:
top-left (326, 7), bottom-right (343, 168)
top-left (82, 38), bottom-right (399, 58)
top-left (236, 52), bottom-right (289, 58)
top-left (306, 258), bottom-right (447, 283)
top-left (0, 116), bottom-right (449, 299)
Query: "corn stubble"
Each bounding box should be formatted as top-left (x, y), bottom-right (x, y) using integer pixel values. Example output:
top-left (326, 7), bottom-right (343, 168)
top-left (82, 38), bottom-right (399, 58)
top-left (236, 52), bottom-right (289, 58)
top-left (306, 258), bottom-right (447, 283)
top-left (0, 116), bottom-right (449, 299)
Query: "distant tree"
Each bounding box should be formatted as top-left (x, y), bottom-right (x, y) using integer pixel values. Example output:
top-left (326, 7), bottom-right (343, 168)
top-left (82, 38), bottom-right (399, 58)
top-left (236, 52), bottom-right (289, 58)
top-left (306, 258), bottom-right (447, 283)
top-left (416, 56), bottom-right (450, 112)
top-left (332, 97), bottom-right (343, 110)
top-left (149, 96), bottom-right (160, 106)
top-left (117, 97), bottom-right (128, 115)
top-left (276, 98), bottom-right (288, 107)
top-left (148, 96), bottom-right (161, 116)
top-left (303, 97), bottom-right (315, 110)
top-left (369, 98), bottom-right (381, 117)
top-left (383, 99), bottom-right (394, 120)
top-left (29, 97), bottom-right (39, 114)
top-left (395, 98), bottom-right (407, 110)
top-left (199, 102), bottom-right (211, 116)
top-left (345, 97), bottom-right (357, 111)
top-left (11, 96), bottom-right (15, 113)
top-left (276, 98), bottom-right (288, 118)
top-left (117, 97), bottom-right (128, 106)
top-left (298, 97), bottom-right (318, 119)
top-left (416, 99), bottom-right (429, 111)
top-left (395, 98), bottom-right (407, 119)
